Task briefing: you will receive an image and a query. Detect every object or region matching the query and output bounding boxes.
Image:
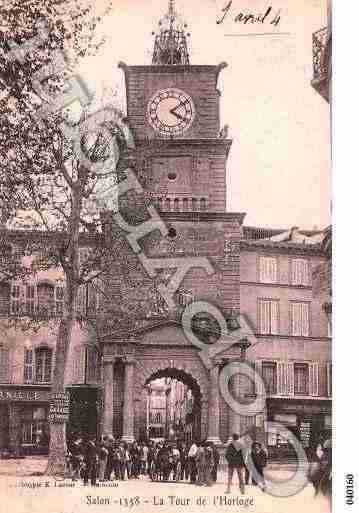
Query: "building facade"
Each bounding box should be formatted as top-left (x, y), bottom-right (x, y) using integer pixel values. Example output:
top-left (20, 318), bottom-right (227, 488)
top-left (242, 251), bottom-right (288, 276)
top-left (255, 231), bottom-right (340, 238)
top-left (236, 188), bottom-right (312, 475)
top-left (0, 1), bottom-right (331, 459)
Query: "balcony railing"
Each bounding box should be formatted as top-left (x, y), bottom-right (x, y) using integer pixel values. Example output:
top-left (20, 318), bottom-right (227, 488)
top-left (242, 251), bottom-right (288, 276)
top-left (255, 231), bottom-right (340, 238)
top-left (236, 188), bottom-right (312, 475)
top-left (312, 26), bottom-right (331, 102)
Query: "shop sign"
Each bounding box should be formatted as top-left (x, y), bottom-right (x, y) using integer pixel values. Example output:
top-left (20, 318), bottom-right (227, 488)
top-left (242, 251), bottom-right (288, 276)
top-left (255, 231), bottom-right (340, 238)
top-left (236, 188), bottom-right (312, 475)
top-left (0, 387), bottom-right (51, 402)
top-left (48, 391), bottom-right (70, 423)
top-left (299, 421), bottom-right (311, 448)
top-left (274, 413), bottom-right (297, 426)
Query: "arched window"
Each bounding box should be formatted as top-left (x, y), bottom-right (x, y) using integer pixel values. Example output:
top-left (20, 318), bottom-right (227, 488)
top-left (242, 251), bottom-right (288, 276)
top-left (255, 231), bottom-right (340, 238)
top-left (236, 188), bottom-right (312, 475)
top-left (200, 198), bottom-right (206, 211)
top-left (174, 198), bottom-right (179, 212)
top-left (192, 198), bottom-right (198, 212)
top-left (35, 347), bottom-right (53, 383)
top-left (165, 198), bottom-right (171, 211)
top-left (182, 198), bottom-right (188, 211)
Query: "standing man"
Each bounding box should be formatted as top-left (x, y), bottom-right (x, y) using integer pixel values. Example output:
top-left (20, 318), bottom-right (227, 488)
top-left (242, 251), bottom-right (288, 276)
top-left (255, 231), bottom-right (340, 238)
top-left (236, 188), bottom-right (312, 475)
top-left (188, 440), bottom-right (198, 484)
top-left (83, 437), bottom-right (98, 487)
top-left (105, 435), bottom-right (115, 481)
top-left (225, 433), bottom-right (246, 494)
top-left (195, 442), bottom-right (206, 486)
top-left (210, 442), bottom-right (220, 483)
top-left (250, 442), bottom-right (267, 490)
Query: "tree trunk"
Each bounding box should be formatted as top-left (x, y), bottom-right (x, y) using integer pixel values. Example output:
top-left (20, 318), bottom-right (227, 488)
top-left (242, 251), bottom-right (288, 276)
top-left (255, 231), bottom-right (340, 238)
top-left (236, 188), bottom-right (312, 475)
top-left (46, 316), bottom-right (74, 476)
top-left (46, 184), bottom-right (82, 476)
top-left (47, 422), bottom-right (67, 475)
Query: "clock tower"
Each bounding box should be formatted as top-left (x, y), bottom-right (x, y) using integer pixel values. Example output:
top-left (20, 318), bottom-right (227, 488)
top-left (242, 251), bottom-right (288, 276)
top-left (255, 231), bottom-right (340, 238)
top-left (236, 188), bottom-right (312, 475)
top-left (119, 0), bottom-right (231, 213)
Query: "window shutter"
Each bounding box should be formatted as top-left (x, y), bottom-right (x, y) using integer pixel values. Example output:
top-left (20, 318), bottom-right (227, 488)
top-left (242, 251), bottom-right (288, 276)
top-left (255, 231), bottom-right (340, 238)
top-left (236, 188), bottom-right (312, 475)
top-left (0, 346), bottom-right (10, 382)
top-left (10, 282), bottom-right (25, 315)
top-left (291, 303), bottom-right (301, 336)
top-left (24, 349), bottom-right (33, 383)
top-left (303, 260), bottom-right (309, 285)
top-left (260, 257), bottom-right (277, 283)
top-left (76, 285), bottom-right (87, 316)
top-left (277, 361), bottom-right (286, 395)
top-left (271, 300), bottom-right (279, 334)
top-left (255, 360), bottom-right (263, 396)
top-left (326, 362), bottom-right (332, 397)
top-left (259, 300), bottom-right (270, 334)
top-left (87, 279), bottom-right (102, 314)
top-left (269, 258), bottom-right (277, 282)
top-left (292, 259), bottom-right (309, 286)
top-left (79, 247), bottom-right (90, 268)
top-left (25, 284), bottom-right (37, 316)
top-left (86, 346), bottom-right (99, 384)
top-left (55, 285), bottom-right (64, 316)
top-left (286, 362), bottom-right (294, 396)
top-left (302, 303), bottom-right (310, 337)
top-left (73, 346), bottom-right (86, 384)
top-left (309, 362), bottom-right (319, 396)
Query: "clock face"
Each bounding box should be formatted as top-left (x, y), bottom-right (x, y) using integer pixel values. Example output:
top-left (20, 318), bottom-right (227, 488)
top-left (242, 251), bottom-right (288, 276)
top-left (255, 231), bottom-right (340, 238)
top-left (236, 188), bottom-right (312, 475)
top-left (147, 88), bottom-right (195, 137)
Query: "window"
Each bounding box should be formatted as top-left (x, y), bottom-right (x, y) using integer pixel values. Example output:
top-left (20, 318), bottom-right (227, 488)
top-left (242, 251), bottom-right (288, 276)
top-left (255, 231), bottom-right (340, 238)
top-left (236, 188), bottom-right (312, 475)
top-left (86, 346), bottom-right (100, 384)
top-left (25, 284), bottom-right (37, 315)
top-left (327, 362), bottom-right (332, 397)
top-left (10, 282), bottom-right (22, 315)
top-left (22, 407), bottom-right (48, 445)
top-left (182, 198), bottom-right (188, 211)
top-left (72, 345), bottom-right (100, 384)
top-left (259, 256), bottom-right (277, 284)
top-left (0, 345), bottom-right (9, 383)
top-left (291, 259), bottom-right (309, 286)
top-left (262, 361), bottom-right (277, 395)
top-left (192, 198), bottom-right (198, 211)
top-left (37, 282), bottom-right (55, 316)
top-left (24, 349), bottom-right (33, 383)
top-left (165, 198), bottom-right (171, 211)
top-left (76, 281), bottom-right (100, 317)
top-left (11, 281), bottom-right (62, 318)
top-left (11, 244), bottom-right (23, 263)
top-left (35, 347), bottom-right (52, 383)
top-left (55, 285), bottom-right (64, 316)
top-left (200, 198), bottom-right (206, 211)
top-left (294, 363), bottom-right (309, 396)
top-left (259, 299), bottom-right (279, 334)
top-left (79, 247), bottom-right (90, 268)
top-left (291, 302), bottom-right (310, 336)
top-left (174, 198), bottom-right (179, 212)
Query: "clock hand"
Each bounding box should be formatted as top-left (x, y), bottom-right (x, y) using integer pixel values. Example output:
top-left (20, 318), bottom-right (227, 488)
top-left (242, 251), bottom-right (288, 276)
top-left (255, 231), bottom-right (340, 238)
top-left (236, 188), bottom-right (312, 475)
top-left (170, 109), bottom-right (187, 122)
top-left (169, 101), bottom-right (188, 121)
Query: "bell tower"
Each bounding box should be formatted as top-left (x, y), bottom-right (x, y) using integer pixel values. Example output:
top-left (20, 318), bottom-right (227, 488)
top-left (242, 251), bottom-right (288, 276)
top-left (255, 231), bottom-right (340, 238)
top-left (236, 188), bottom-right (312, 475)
top-left (118, 1), bottom-right (231, 213)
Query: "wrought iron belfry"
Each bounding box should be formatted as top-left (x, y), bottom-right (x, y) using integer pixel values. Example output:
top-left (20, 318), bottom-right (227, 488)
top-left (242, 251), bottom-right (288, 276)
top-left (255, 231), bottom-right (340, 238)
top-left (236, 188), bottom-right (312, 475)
top-left (152, 0), bottom-right (190, 65)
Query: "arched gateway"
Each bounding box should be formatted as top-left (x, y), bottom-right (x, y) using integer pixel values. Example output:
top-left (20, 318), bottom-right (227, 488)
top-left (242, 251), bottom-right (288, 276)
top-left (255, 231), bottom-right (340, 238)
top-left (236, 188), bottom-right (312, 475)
top-left (134, 359), bottom-right (209, 441)
top-left (101, 321), bottom-right (236, 445)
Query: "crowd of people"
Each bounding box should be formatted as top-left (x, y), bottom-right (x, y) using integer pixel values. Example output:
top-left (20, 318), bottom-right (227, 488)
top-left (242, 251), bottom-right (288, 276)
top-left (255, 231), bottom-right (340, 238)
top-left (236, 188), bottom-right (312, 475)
top-left (66, 432), bottom-right (268, 492)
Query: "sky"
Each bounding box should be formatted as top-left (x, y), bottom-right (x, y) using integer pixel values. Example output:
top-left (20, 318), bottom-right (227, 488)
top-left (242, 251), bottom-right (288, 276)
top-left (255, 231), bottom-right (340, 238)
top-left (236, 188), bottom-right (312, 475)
top-left (78, 0), bottom-right (331, 230)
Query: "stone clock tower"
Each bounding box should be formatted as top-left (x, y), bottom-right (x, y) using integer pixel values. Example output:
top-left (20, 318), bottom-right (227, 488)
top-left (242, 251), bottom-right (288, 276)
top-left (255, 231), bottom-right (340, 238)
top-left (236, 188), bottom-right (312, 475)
top-left (119, 0), bottom-right (231, 213)
top-left (107, 1), bottom-right (247, 444)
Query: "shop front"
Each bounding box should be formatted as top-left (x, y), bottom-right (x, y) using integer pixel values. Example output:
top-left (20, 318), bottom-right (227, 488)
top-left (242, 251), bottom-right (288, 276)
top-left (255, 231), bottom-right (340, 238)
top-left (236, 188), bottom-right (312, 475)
top-left (266, 398), bottom-right (332, 460)
top-left (0, 385), bottom-right (51, 456)
top-left (0, 385), bottom-right (102, 457)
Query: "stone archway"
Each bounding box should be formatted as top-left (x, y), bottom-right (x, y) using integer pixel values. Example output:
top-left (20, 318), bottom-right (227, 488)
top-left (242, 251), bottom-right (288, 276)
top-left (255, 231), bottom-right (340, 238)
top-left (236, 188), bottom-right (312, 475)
top-left (133, 358), bottom-right (210, 441)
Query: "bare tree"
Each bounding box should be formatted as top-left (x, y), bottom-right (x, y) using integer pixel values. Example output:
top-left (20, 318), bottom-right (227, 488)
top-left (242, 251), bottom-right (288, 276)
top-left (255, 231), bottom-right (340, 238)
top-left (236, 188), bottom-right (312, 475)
top-left (0, 0), bottom-right (121, 475)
